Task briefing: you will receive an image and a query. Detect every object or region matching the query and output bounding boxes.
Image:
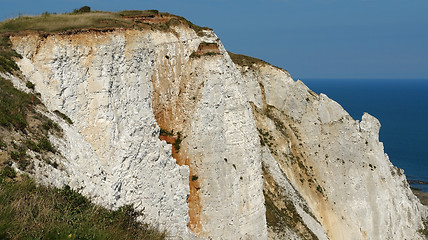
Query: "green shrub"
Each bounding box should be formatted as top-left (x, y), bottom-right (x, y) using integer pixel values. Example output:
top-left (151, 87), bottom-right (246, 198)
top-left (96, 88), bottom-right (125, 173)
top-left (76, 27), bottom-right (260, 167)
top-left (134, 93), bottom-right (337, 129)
top-left (25, 81), bottom-right (35, 90)
top-left (160, 128), bottom-right (173, 136)
top-left (42, 119), bottom-right (60, 131)
top-left (0, 165), bottom-right (16, 179)
top-left (0, 138), bottom-right (6, 150)
top-left (25, 139), bottom-right (40, 152)
top-left (10, 150), bottom-right (25, 161)
top-left (192, 175), bottom-right (198, 181)
top-left (172, 131), bottom-right (182, 153)
top-left (73, 6), bottom-right (91, 14)
top-left (10, 148), bottom-right (29, 170)
top-left (54, 110), bottom-right (73, 124)
top-left (37, 137), bottom-right (55, 153)
top-left (316, 185), bottom-right (323, 194)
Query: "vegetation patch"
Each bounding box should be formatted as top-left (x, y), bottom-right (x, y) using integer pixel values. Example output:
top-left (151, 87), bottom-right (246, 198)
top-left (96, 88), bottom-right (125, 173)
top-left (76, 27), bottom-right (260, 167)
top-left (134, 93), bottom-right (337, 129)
top-left (42, 119), bottom-right (60, 131)
top-left (192, 175), bottom-right (198, 181)
top-left (73, 6), bottom-right (91, 14)
top-left (172, 131), bottom-right (182, 153)
top-left (0, 76), bottom-right (39, 130)
top-left (119, 10), bottom-right (160, 17)
top-left (228, 52), bottom-right (285, 72)
top-left (0, 167), bottom-right (165, 240)
top-left (54, 110), bottom-right (73, 124)
top-left (159, 128), bottom-right (183, 153)
top-left (0, 75), bottom-right (60, 172)
top-left (0, 138), bottom-right (6, 150)
top-left (419, 218), bottom-right (428, 238)
top-left (0, 35), bottom-right (21, 73)
top-left (36, 137), bottom-right (56, 153)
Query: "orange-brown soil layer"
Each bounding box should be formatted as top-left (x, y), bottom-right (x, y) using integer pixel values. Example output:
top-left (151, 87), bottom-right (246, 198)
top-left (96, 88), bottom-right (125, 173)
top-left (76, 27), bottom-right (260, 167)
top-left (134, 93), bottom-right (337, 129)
top-left (158, 130), bottom-right (202, 234)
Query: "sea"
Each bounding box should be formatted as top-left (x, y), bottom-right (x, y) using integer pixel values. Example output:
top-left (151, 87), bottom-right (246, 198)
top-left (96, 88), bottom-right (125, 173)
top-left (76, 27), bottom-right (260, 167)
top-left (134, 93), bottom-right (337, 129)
top-left (301, 79), bottom-right (428, 193)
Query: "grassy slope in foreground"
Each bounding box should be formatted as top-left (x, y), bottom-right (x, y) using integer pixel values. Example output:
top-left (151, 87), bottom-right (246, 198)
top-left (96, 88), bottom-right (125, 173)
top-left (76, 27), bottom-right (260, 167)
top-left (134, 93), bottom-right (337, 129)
top-left (0, 166), bottom-right (165, 240)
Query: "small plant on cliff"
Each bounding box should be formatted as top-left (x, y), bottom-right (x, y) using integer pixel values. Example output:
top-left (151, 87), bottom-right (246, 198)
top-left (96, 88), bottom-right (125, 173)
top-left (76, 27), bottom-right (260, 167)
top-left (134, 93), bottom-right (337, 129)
top-left (73, 6), bottom-right (91, 14)
top-left (0, 138), bottom-right (6, 150)
top-left (54, 110), bottom-right (73, 124)
top-left (192, 175), bottom-right (198, 181)
top-left (42, 119), bottom-right (60, 131)
top-left (25, 81), bottom-right (35, 90)
top-left (160, 128), bottom-right (173, 136)
top-left (173, 131), bottom-right (182, 153)
top-left (37, 137), bottom-right (56, 153)
top-left (316, 185), bottom-right (324, 195)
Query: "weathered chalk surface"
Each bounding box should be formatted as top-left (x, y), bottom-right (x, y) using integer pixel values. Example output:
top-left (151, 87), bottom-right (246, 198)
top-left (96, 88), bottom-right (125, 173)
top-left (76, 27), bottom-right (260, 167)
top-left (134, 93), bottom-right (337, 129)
top-left (8, 24), bottom-right (427, 239)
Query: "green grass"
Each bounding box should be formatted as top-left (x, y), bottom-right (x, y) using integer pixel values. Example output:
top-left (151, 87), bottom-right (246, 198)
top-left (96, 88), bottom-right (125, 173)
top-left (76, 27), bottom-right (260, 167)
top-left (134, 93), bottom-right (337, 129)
top-left (0, 167), bottom-right (166, 240)
top-left (0, 76), bottom-right (39, 130)
top-left (0, 35), bottom-right (21, 73)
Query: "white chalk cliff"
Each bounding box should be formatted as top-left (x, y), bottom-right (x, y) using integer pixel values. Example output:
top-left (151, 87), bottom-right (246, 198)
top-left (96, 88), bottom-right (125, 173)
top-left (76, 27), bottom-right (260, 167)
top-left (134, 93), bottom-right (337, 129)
top-left (7, 19), bottom-right (428, 239)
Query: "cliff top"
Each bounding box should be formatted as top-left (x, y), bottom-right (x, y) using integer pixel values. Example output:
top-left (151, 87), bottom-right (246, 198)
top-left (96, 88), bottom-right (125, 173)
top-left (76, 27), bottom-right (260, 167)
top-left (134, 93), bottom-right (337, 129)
top-left (228, 51), bottom-right (290, 75)
top-left (0, 8), bottom-right (211, 35)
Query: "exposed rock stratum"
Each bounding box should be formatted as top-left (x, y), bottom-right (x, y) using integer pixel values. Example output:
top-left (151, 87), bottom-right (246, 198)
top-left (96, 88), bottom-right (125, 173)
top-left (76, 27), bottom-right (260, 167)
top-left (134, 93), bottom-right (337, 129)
top-left (3, 13), bottom-right (427, 240)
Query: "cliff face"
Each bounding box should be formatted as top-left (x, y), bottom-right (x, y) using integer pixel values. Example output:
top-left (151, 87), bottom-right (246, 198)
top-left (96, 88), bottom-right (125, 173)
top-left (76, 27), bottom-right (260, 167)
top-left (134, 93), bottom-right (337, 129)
top-left (6, 21), bottom-right (427, 239)
top-left (238, 63), bottom-right (428, 239)
top-left (10, 26), bottom-right (267, 239)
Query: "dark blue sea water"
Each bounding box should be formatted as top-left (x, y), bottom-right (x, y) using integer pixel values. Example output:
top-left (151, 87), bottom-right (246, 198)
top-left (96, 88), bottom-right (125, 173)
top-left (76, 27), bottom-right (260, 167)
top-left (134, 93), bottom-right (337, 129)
top-left (302, 79), bottom-right (428, 192)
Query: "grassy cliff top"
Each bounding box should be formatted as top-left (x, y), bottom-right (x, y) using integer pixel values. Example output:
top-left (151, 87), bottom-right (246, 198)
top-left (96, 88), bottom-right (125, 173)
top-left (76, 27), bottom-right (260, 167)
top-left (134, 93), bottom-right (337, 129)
top-left (0, 9), bottom-right (210, 34)
top-left (228, 52), bottom-right (271, 68)
top-left (228, 51), bottom-right (287, 73)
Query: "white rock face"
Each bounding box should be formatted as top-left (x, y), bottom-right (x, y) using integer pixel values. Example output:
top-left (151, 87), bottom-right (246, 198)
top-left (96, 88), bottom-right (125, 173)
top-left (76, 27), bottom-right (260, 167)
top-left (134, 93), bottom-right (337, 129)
top-left (11, 27), bottom-right (267, 239)
top-left (239, 63), bottom-right (428, 239)
top-left (12, 29), bottom-right (193, 237)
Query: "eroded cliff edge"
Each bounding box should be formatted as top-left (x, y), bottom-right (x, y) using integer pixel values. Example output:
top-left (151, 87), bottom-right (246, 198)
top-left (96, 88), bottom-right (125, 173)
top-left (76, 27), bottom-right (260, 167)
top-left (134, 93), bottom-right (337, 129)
top-left (2, 12), bottom-right (427, 239)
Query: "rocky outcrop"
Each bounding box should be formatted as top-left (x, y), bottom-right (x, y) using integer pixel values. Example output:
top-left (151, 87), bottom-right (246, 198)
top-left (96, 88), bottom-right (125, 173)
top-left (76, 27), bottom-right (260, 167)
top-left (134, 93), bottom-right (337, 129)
top-left (10, 26), bottom-right (266, 239)
top-left (6, 17), bottom-right (427, 240)
top-left (237, 61), bottom-right (428, 239)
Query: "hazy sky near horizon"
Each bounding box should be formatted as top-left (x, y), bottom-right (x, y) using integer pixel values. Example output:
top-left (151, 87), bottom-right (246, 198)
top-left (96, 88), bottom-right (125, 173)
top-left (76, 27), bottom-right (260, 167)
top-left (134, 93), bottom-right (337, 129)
top-left (1, 0), bottom-right (427, 80)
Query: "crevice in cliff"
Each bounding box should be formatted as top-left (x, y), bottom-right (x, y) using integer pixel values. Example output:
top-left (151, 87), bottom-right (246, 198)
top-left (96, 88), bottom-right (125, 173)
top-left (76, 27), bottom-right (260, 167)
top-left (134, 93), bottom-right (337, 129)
top-left (151, 56), bottom-right (205, 236)
top-left (156, 124), bottom-right (202, 235)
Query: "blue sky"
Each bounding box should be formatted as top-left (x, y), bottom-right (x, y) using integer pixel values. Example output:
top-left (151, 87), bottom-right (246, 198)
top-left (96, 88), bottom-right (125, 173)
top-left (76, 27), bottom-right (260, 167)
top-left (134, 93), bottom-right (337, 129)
top-left (1, 0), bottom-right (427, 80)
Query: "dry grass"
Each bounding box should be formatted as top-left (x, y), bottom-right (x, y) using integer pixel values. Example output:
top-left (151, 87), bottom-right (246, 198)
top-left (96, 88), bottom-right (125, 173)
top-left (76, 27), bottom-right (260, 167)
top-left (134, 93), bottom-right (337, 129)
top-left (228, 51), bottom-right (284, 71)
top-left (228, 52), bottom-right (270, 67)
top-left (0, 10), bottom-right (211, 35)
top-left (411, 188), bottom-right (428, 206)
top-left (0, 12), bottom-right (131, 33)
